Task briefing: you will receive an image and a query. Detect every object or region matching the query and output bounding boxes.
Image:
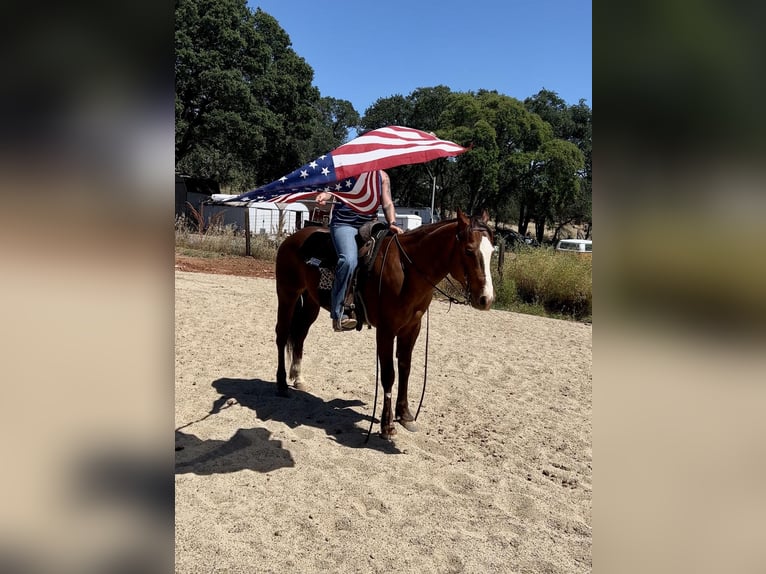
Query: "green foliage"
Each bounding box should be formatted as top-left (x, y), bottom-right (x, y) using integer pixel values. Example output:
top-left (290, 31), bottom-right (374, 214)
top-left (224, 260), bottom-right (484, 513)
top-left (295, 96), bottom-right (361, 164)
top-left (174, 4), bottom-right (591, 236)
top-left (455, 119), bottom-right (499, 213)
top-left (175, 1), bottom-right (358, 191)
top-left (354, 87), bottom-right (591, 234)
top-left (359, 94), bottom-right (413, 129)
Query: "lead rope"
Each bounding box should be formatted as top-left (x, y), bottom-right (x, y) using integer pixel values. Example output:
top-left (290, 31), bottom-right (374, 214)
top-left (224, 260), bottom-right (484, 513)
top-left (365, 309), bottom-right (429, 441)
top-left (366, 235), bottom-right (397, 443)
top-left (365, 234), bottom-right (434, 441)
top-left (414, 306), bottom-right (429, 421)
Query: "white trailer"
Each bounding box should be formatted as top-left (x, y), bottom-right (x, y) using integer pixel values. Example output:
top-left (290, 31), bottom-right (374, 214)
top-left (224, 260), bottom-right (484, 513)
top-left (207, 195), bottom-right (308, 236)
top-left (377, 211), bottom-right (422, 230)
top-left (279, 203), bottom-right (310, 234)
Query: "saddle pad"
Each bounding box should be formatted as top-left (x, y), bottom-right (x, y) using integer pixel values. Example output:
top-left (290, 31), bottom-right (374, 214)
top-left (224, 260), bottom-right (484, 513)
top-left (319, 267), bottom-right (334, 291)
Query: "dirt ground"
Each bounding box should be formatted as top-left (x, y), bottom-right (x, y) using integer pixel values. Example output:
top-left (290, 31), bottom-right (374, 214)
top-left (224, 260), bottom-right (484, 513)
top-left (175, 254), bottom-right (592, 573)
top-left (175, 254), bottom-right (276, 279)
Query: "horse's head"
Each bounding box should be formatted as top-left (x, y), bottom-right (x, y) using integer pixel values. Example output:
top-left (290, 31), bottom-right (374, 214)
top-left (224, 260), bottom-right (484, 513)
top-left (452, 209), bottom-right (495, 310)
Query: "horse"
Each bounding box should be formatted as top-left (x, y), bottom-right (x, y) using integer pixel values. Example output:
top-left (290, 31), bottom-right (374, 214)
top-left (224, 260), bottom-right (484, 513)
top-left (274, 209), bottom-right (495, 439)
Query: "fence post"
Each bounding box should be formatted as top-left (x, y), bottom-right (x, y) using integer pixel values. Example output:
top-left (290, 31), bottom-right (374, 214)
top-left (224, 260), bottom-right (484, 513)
top-left (497, 239), bottom-right (505, 279)
top-left (244, 206), bottom-right (251, 257)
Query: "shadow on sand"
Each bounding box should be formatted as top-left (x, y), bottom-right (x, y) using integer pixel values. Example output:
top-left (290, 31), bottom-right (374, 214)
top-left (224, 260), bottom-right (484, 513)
top-left (175, 377), bottom-right (400, 474)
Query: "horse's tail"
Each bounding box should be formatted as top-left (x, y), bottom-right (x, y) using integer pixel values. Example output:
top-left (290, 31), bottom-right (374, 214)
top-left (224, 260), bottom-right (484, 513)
top-left (285, 294), bottom-right (303, 355)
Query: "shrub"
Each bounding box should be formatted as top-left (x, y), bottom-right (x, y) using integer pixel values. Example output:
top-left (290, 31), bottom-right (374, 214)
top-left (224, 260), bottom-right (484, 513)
top-left (500, 249), bottom-right (592, 319)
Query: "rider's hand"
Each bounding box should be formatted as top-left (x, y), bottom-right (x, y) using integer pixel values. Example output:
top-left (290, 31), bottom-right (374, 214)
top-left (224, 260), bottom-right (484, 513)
top-left (315, 192), bottom-right (331, 205)
top-left (389, 223), bottom-right (404, 234)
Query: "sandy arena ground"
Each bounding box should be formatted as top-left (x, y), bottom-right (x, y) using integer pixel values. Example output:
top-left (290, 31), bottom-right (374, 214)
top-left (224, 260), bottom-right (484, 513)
top-left (175, 269), bottom-right (591, 573)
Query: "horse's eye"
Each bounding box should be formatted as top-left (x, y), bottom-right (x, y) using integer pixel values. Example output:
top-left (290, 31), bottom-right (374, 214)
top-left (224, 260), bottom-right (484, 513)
top-left (465, 248), bottom-right (474, 256)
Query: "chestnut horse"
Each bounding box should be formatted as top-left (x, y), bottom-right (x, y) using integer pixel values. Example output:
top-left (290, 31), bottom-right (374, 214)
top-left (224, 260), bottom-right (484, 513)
top-left (274, 209), bottom-right (494, 439)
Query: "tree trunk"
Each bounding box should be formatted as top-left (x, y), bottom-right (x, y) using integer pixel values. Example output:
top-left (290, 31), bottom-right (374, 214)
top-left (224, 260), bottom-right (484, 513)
top-left (518, 203), bottom-right (528, 235)
top-left (535, 217), bottom-right (546, 244)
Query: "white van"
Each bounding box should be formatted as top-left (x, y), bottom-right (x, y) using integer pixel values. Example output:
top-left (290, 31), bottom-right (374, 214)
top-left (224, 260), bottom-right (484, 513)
top-left (555, 239), bottom-right (592, 254)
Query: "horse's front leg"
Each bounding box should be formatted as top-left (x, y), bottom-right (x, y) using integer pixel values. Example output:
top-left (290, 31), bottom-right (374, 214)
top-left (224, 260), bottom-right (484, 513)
top-left (395, 318), bottom-right (422, 432)
top-left (376, 330), bottom-right (397, 439)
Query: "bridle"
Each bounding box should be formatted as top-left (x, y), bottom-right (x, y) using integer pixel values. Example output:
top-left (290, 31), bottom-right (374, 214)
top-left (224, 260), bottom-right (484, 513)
top-left (392, 233), bottom-right (469, 305)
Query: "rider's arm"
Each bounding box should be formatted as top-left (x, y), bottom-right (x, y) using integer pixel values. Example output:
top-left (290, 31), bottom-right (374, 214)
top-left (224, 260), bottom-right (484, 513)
top-left (380, 171), bottom-right (403, 234)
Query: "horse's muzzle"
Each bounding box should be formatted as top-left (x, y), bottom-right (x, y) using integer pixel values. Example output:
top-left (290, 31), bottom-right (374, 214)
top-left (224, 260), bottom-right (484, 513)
top-left (473, 293), bottom-right (493, 310)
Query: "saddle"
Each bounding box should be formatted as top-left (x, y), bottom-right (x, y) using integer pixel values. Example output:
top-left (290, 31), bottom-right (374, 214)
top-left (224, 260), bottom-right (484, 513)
top-left (299, 222), bottom-right (392, 330)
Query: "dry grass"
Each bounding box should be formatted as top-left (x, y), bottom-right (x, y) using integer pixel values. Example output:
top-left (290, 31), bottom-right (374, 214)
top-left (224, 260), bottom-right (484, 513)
top-left (175, 214), bottom-right (280, 260)
top-left (493, 249), bottom-right (592, 320)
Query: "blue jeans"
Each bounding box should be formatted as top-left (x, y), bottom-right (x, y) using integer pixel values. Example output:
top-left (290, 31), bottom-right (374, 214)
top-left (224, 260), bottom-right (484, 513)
top-left (329, 223), bottom-right (359, 320)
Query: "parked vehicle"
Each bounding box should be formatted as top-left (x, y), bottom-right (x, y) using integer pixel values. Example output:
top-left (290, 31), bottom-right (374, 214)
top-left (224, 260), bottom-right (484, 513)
top-left (555, 239), bottom-right (592, 254)
top-left (496, 229), bottom-right (540, 249)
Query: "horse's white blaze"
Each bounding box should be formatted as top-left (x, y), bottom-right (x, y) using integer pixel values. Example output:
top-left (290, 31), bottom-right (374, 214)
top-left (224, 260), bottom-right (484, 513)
top-left (479, 236), bottom-right (494, 303)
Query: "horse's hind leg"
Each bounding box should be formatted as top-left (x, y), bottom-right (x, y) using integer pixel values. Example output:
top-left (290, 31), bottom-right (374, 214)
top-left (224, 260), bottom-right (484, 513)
top-left (287, 294), bottom-right (320, 391)
top-left (275, 291), bottom-right (300, 397)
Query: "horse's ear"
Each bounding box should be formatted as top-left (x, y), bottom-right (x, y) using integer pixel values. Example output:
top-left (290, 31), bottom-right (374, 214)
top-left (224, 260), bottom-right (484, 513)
top-left (481, 209), bottom-right (489, 223)
top-left (457, 208), bottom-right (469, 229)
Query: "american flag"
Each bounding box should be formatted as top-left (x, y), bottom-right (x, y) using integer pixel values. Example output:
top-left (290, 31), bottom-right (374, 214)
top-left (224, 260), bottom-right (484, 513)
top-left (223, 126), bottom-right (468, 214)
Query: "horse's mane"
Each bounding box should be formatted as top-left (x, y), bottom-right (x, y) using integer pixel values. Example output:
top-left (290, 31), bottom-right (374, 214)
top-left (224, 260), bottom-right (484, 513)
top-left (401, 215), bottom-right (493, 239)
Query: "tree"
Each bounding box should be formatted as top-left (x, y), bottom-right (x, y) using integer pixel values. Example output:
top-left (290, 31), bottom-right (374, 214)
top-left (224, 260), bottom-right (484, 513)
top-left (359, 94), bottom-right (414, 131)
top-left (454, 120), bottom-right (499, 213)
top-left (355, 86), bottom-right (590, 236)
top-left (175, 0), bottom-right (321, 190)
top-left (525, 90), bottom-right (592, 233)
top-left (471, 91), bottom-right (554, 229)
top-left (524, 89), bottom-right (575, 140)
top-left (359, 90), bottom-right (457, 208)
top-left (297, 96), bottom-right (360, 162)
top-left (528, 139), bottom-right (585, 243)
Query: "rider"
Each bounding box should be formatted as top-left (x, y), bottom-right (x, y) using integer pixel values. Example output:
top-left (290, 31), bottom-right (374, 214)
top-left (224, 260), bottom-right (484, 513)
top-left (316, 170), bottom-right (403, 332)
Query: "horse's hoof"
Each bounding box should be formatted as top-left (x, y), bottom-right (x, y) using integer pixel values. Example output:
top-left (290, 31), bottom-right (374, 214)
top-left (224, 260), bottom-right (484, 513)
top-left (380, 426), bottom-right (397, 440)
top-left (276, 385), bottom-right (290, 398)
top-left (398, 419), bottom-right (419, 433)
top-left (293, 381), bottom-right (310, 392)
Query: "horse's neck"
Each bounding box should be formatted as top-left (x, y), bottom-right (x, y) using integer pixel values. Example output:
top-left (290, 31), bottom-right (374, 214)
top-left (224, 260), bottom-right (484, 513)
top-left (398, 221), bottom-right (457, 283)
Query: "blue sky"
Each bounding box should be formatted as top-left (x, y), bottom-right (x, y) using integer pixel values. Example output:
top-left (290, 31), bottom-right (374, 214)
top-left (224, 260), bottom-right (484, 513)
top-left (249, 0), bottom-right (591, 115)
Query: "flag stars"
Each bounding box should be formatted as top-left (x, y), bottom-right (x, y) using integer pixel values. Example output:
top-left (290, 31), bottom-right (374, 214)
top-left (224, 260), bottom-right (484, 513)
top-left (309, 161), bottom-right (318, 169)
top-left (321, 167), bottom-right (330, 176)
top-left (279, 176), bottom-right (287, 183)
top-left (300, 170), bottom-right (309, 179)
top-left (344, 179), bottom-right (353, 188)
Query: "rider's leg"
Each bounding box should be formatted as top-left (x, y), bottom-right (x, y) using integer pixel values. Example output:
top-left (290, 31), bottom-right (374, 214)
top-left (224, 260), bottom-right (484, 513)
top-left (329, 223), bottom-right (359, 321)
